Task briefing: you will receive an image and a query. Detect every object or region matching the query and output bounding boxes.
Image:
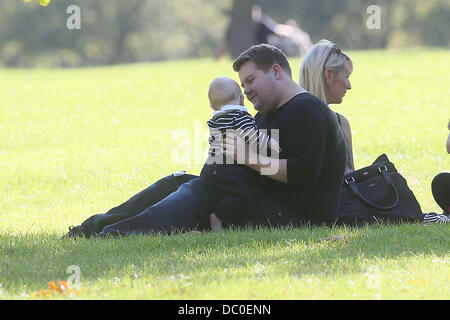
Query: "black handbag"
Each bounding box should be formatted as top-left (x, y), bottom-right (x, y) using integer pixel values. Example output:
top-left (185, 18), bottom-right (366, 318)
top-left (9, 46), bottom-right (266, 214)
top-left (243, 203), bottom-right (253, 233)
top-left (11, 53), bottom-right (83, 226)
top-left (335, 154), bottom-right (424, 226)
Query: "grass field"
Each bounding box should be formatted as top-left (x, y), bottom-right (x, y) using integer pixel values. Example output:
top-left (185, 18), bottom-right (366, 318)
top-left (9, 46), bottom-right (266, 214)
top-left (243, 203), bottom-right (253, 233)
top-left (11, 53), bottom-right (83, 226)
top-left (0, 49), bottom-right (449, 300)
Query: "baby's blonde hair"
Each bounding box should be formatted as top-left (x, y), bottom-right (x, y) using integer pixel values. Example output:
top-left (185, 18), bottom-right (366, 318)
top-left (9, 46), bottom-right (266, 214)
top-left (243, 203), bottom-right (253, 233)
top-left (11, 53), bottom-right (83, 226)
top-left (208, 77), bottom-right (242, 108)
top-left (299, 39), bottom-right (352, 104)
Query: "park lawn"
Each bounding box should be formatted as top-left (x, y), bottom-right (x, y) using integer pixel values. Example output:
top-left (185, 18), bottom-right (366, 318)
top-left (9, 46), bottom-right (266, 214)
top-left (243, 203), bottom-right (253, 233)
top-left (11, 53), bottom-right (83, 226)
top-left (0, 48), bottom-right (449, 299)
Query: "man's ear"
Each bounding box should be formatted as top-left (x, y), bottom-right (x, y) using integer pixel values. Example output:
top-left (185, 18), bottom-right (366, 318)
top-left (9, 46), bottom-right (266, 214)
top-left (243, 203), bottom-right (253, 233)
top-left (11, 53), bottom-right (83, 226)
top-left (272, 64), bottom-right (282, 80)
top-left (240, 94), bottom-right (244, 106)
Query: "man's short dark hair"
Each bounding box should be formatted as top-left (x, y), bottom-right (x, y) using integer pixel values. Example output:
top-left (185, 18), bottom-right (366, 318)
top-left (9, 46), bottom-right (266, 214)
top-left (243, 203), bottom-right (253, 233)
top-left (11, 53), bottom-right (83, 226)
top-left (232, 44), bottom-right (292, 77)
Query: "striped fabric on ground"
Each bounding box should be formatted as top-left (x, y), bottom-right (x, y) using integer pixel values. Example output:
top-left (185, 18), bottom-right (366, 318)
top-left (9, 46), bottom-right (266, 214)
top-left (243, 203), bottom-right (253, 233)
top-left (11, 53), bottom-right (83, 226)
top-left (423, 212), bottom-right (450, 224)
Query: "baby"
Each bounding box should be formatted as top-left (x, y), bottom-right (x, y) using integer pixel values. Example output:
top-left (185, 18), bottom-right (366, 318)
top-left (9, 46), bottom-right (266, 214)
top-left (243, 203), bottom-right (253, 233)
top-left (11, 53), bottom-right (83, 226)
top-left (200, 76), bottom-right (280, 231)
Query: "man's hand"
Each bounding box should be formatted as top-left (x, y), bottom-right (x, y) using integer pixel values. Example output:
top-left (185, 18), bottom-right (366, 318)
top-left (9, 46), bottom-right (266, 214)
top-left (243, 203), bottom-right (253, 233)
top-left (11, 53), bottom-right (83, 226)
top-left (223, 133), bottom-right (254, 164)
top-left (223, 132), bottom-right (288, 183)
top-left (269, 138), bottom-right (281, 153)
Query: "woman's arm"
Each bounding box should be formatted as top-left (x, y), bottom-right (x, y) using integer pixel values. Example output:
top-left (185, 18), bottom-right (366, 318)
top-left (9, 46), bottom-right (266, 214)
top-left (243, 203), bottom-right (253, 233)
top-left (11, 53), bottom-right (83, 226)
top-left (337, 113), bottom-right (355, 171)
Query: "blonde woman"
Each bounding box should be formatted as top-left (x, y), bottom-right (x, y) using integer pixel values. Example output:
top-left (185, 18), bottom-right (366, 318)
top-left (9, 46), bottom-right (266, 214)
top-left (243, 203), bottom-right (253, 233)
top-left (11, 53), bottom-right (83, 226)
top-left (299, 39), bottom-right (354, 173)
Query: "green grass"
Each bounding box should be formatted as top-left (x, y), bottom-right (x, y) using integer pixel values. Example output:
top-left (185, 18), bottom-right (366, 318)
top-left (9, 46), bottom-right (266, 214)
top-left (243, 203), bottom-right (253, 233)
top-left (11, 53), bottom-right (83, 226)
top-left (1, 49), bottom-right (449, 299)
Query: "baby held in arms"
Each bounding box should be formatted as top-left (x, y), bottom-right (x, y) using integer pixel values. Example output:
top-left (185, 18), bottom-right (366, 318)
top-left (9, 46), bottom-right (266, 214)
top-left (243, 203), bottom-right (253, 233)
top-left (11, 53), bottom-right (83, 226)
top-left (200, 76), bottom-right (280, 231)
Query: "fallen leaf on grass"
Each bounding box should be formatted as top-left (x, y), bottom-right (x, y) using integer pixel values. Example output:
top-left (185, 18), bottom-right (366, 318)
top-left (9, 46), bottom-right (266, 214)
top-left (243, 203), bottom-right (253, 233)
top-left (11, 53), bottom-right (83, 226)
top-left (30, 280), bottom-right (86, 298)
top-left (48, 280), bottom-right (69, 293)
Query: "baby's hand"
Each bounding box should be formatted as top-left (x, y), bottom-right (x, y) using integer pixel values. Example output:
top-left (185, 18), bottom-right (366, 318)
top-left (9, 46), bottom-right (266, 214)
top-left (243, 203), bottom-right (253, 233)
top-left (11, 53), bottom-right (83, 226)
top-left (209, 213), bottom-right (223, 232)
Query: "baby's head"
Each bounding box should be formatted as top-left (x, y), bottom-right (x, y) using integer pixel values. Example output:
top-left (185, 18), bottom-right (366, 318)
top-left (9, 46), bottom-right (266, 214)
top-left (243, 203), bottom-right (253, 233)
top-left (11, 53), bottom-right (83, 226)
top-left (208, 77), bottom-right (244, 111)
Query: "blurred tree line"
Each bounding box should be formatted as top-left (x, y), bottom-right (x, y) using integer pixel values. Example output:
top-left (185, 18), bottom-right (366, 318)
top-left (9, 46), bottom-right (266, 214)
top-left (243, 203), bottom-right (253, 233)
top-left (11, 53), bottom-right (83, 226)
top-left (1, 0), bottom-right (448, 67)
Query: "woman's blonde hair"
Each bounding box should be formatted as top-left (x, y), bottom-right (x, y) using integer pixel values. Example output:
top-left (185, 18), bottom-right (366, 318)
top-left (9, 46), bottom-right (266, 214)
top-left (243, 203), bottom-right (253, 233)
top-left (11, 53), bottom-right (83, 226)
top-left (299, 39), bottom-right (352, 103)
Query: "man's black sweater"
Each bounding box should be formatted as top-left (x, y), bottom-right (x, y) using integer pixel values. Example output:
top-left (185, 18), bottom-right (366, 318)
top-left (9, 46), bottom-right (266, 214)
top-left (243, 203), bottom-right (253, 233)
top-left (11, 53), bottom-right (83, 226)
top-left (251, 92), bottom-right (346, 224)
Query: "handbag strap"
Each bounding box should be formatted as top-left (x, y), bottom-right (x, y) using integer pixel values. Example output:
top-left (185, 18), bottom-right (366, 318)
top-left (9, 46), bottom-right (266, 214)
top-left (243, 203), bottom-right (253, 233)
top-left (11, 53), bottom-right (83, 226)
top-left (345, 165), bottom-right (399, 210)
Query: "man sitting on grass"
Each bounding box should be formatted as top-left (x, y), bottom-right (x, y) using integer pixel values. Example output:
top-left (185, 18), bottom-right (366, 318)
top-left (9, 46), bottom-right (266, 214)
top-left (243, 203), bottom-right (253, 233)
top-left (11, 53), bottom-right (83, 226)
top-left (66, 44), bottom-right (347, 237)
top-left (222, 43), bottom-right (347, 226)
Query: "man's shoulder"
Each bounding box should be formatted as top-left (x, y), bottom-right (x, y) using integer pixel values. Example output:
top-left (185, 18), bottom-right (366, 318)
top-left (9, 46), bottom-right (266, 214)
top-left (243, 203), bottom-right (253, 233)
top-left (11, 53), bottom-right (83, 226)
top-left (255, 93), bottom-right (335, 129)
top-left (287, 92), bottom-right (328, 111)
top-left (279, 93), bottom-right (333, 123)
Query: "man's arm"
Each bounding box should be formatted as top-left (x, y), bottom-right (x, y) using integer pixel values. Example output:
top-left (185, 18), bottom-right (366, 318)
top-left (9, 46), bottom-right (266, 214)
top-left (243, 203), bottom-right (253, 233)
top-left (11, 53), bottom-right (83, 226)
top-left (224, 133), bottom-right (288, 183)
top-left (247, 155), bottom-right (288, 183)
top-left (225, 103), bottom-right (329, 186)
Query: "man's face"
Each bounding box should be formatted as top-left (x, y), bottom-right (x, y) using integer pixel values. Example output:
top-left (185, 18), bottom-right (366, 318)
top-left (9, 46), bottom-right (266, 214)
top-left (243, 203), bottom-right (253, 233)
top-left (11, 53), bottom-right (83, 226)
top-left (238, 61), bottom-right (279, 114)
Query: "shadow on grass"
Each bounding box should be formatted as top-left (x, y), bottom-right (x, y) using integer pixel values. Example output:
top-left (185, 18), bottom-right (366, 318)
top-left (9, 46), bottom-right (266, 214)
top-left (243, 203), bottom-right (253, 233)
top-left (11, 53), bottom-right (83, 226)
top-left (1, 223), bottom-right (449, 294)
